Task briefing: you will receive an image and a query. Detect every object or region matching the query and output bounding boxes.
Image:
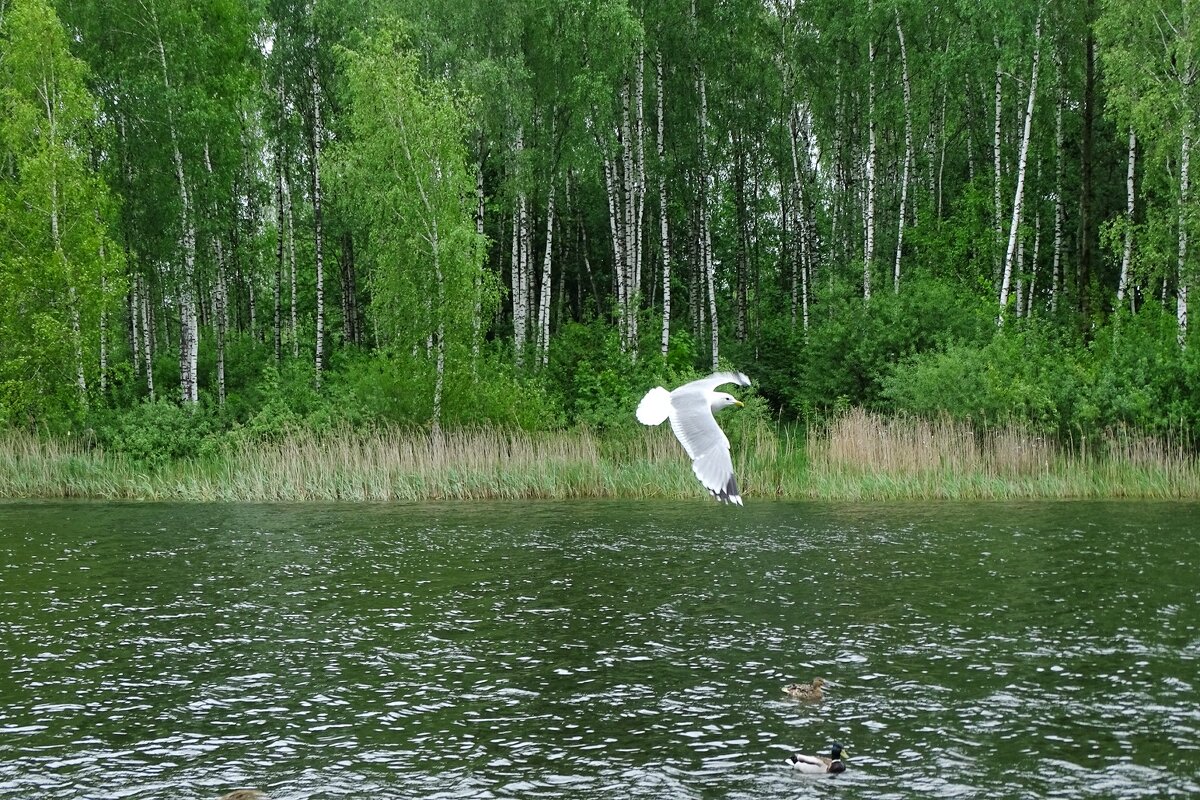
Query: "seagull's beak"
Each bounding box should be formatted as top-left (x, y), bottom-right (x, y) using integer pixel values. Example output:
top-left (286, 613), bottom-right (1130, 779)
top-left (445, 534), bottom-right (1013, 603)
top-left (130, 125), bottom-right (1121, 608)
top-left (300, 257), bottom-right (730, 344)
top-left (734, 400), bottom-right (744, 407)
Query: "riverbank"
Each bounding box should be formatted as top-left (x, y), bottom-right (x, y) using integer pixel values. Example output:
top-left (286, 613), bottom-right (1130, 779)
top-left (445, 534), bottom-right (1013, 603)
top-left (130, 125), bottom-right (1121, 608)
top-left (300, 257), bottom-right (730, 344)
top-left (1, 410), bottom-right (1197, 501)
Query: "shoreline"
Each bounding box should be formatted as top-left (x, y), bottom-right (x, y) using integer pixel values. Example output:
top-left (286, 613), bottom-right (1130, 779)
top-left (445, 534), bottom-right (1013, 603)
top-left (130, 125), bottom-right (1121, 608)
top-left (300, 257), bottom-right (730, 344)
top-left (2, 413), bottom-right (1197, 502)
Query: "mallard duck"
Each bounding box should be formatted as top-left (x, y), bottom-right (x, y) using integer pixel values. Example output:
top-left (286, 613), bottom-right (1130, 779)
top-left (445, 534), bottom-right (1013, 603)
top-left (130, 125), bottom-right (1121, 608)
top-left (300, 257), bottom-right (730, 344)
top-left (787, 742), bottom-right (847, 774)
top-left (219, 791), bottom-right (266, 800)
top-left (782, 677), bottom-right (825, 700)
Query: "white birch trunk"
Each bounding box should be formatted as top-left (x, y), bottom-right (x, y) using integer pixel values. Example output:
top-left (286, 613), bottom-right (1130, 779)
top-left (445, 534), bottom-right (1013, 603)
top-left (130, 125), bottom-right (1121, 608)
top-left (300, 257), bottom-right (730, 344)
top-left (937, 81), bottom-right (948, 219)
top-left (894, 5), bottom-right (914, 293)
top-left (99, 258), bottom-right (108, 394)
top-left (69, 287), bottom-right (86, 400)
top-left (1118, 127), bottom-right (1137, 306)
top-left (698, 64), bottom-right (718, 370)
top-left (43, 72), bottom-right (88, 402)
top-left (998, 13), bottom-right (1042, 323)
top-left (864, 0), bottom-right (877, 302)
top-left (621, 82), bottom-right (635, 352)
top-left (703, 191), bottom-right (719, 372)
top-left (788, 105), bottom-right (802, 329)
top-left (1052, 79), bottom-right (1065, 314)
top-left (993, 39), bottom-right (1004, 277)
top-left (151, 2), bottom-right (199, 404)
top-left (284, 166), bottom-right (299, 358)
top-left (512, 127), bottom-right (528, 365)
top-left (129, 273), bottom-right (141, 380)
top-left (274, 77), bottom-right (285, 362)
top-left (537, 184), bottom-right (556, 366)
top-left (204, 142), bottom-right (227, 406)
top-left (1027, 202), bottom-right (1042, 317)
top-left (473, 143), bottom-right (485, 366)
top-left (140, 274), bottom-right (154, 400)
top-left (656, 55), bottom-right (672, 358)
top-left (215, 238), bottom-right (227, 405)
top-left (432, 220), bottom-right (445, 433)
top-left (311, 68), bottom-right (326, 389)
top-left (1178, 118), bottom-right (1191, 347)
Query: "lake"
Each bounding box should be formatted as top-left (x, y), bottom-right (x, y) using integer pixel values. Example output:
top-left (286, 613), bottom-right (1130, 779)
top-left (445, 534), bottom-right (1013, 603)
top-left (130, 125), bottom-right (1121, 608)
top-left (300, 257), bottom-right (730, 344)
top-left (0, 500), bottom-right (1197, 799)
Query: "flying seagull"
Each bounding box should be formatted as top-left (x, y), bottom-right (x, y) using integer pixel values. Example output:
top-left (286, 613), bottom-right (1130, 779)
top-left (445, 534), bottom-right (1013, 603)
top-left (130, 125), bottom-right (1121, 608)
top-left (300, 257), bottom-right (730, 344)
top-left (636, 371), bottom-right (751, 505)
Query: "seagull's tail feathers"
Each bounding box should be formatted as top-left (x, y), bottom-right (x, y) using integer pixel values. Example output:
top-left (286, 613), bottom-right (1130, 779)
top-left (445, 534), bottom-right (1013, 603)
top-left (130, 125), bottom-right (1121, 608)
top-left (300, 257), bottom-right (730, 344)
top-left (636, 387), bottom-right (673, 426)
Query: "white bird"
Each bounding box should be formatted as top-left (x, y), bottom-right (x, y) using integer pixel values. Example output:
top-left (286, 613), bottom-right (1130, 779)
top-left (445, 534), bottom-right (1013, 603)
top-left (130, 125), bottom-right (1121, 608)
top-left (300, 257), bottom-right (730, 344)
top-left (636, 371), bottom-right (751, 505)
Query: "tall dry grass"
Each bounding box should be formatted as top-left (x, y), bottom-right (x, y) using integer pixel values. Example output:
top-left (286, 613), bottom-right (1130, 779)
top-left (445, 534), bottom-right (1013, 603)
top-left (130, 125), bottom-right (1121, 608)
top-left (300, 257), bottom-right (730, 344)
top-left (0, 412), bottom-right (1195, 501)
top-left (807, 408), bottom-right (1200, 499)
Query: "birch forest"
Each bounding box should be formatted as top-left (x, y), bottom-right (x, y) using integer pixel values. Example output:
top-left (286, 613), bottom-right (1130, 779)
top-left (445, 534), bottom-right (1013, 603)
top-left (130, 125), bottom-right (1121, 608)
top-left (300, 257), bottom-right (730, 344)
top-left (3, 0), bottom-right (1200, 448)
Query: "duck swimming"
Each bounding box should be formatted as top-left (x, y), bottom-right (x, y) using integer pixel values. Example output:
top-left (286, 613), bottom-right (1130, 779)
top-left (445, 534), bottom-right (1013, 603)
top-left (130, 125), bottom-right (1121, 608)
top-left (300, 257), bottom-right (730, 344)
top-left (219, 791), bottom-right (266, 800)
top-left (782, 677), bottom-right (825, 701)
top-left (788, 742), bottom-right (847, 774)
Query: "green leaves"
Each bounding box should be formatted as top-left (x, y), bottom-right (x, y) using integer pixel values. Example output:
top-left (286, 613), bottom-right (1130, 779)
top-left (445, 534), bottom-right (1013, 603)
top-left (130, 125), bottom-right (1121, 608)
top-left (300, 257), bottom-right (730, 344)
top-left (0, 0), bottom-right (125, 425)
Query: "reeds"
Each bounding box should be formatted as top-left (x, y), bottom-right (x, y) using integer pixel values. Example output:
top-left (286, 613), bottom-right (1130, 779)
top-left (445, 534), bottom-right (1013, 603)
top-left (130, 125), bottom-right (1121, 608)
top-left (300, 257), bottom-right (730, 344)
top-left (0, 411), bottom-right (1196, 501)
top-left (806, 408), bottom-right (1200, 499)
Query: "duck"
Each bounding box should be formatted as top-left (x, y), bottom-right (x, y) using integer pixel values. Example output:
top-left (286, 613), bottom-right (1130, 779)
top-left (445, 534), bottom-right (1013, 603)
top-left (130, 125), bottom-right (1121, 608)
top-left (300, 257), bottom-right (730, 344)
top-left (782, 677), bottom-right (825, 701)
top-left (787, 742), bottom-right (847, 774)
top-left (219, 791), bottom-right (266, 800)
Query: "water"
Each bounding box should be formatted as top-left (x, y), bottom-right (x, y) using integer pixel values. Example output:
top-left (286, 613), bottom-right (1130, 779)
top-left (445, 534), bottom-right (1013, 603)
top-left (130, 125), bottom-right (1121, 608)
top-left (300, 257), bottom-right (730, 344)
top-left (0, 500), bottom-right (1197, 799)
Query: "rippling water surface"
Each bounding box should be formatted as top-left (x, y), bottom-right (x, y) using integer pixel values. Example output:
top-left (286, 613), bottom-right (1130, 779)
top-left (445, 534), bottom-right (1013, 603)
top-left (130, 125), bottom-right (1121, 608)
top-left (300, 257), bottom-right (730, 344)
top-left (1, 500), bottom-right (1197, 798)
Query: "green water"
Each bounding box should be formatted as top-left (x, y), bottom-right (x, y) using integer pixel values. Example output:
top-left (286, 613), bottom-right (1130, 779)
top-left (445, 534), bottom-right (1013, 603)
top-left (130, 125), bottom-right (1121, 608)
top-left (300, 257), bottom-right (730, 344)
top-left (0, 500), bottom-right (1197, 799)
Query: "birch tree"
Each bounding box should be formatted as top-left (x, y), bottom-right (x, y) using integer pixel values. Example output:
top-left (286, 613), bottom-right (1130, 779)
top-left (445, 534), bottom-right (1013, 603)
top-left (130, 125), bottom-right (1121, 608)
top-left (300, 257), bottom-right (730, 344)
top-left (864, 0), bottom-right (878, 302)
top-left (656, 52), bottom-right (673, 358)
top-left (1099, 0), bottom-right (1200, 345)
top-left (997, 10), bottom-right (1042, 323)
top-left (893, 3), bottom-right (914, 293)
top-left (335, 31), bottom-right (489, 429)
top-left (1117, 128), bottom-right (1137, 306)
top-left (0, 0), bottom-right (123, 421)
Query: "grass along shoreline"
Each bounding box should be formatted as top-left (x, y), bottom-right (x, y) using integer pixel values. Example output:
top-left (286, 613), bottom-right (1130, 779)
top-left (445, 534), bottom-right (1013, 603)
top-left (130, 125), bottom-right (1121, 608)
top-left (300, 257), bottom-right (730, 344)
top-left (1, 409), bottom-right (1197, 502)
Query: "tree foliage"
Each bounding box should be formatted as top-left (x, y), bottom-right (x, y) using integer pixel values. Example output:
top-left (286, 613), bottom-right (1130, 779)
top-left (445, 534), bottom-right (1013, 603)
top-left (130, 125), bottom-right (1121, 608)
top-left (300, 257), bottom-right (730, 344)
top-left (0, 0), bottom-right (1194, 450)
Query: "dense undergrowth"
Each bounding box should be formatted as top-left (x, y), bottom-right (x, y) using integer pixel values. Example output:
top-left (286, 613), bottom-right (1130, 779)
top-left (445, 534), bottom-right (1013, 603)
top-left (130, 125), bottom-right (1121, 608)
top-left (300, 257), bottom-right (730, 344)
top-left (4, 279), bottom-right (1198, 501)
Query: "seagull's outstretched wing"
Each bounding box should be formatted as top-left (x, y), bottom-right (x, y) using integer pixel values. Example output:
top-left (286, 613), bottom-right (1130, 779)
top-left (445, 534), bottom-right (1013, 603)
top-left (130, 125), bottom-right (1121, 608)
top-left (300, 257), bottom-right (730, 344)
top-left (668, 386), bottom-right (742, 505)
top-left (680, 371), bottom-right (752, 395)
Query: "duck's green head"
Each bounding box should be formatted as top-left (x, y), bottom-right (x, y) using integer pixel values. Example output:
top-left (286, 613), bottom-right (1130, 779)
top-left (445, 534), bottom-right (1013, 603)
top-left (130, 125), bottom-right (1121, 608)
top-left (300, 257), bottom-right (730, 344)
top-left (830, 742), bottom-right (847, 760)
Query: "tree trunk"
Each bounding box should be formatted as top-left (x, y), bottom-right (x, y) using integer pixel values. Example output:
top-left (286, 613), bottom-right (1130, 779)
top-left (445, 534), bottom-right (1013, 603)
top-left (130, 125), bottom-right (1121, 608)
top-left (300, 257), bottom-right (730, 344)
top-left (204, 142), bottom-right (227, 407)
top-left (1178, 118), bottom-right (1192, 347)
top-left (1079, 2), bottom-right (1097, 322)
top-left (656, 54), bottom-right (672, 359)
top-left (285, 164), bottom-right (299, 358)
top-left (128, 269), bottom-right (141, 382)
top-left (309, 68), bottom-right (326, 389)
top-left (734, 129), bottom-right (749, 341)
top-left (864, 0), bottom-right (877, 302)
top-left (432, 219), bottom-right (445, 433)
top-left (998, 12), bottom-right (1042, 323)
top-left (993, 38), bottom-right (1004, 279)
top-left (697, 62), bottom-right (719, 370)
top-left (151, 3), bottom-right (198, 403)
top-left (1026, 197), bottom-right (1042, 317)
top-left (894, 5), bottom-right (914, 293)
top-left (473, 140), bottom-right (485, 367)
top-left (140, 274), bottom-right (154, 400)
top-left (215, 238), bottom-right (227, 406)
top-left (1052, 63), bottom-right (1066, 314)
top-left (537, 183), bottom-right (556, 366)
top-left (1118, 127), bottom-right (1137, 306)
top-left (274, 120), bottom-right (284, 363)
top-left (512, 127), bottom-right (529, 366)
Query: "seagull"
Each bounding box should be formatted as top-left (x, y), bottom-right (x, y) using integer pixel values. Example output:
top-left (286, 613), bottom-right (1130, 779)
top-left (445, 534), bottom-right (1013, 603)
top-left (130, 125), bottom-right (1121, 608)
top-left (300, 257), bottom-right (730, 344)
top-left (636, 371), bottom-right (751, 504)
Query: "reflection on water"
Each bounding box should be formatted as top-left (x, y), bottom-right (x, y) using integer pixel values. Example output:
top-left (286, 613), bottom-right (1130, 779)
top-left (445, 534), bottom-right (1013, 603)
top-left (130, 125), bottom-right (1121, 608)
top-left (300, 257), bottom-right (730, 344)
top-left (1, 500), bottom-right (1197, 799)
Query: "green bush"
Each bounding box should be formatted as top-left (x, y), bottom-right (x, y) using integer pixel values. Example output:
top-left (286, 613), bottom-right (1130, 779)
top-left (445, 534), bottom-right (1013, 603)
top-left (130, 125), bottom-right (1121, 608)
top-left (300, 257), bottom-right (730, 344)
top-left (94, 399), bottom-right (221, 466)
top-left (749, 275), bottom-right (990, 420)
top-left (881, 307), bottom-right (1200, 439)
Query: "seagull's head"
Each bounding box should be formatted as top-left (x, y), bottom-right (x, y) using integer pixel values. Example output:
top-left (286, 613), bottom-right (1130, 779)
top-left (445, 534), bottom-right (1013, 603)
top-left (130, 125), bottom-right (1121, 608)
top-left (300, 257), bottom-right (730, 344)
top-left (709, 392), bottom-right (744, 413)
